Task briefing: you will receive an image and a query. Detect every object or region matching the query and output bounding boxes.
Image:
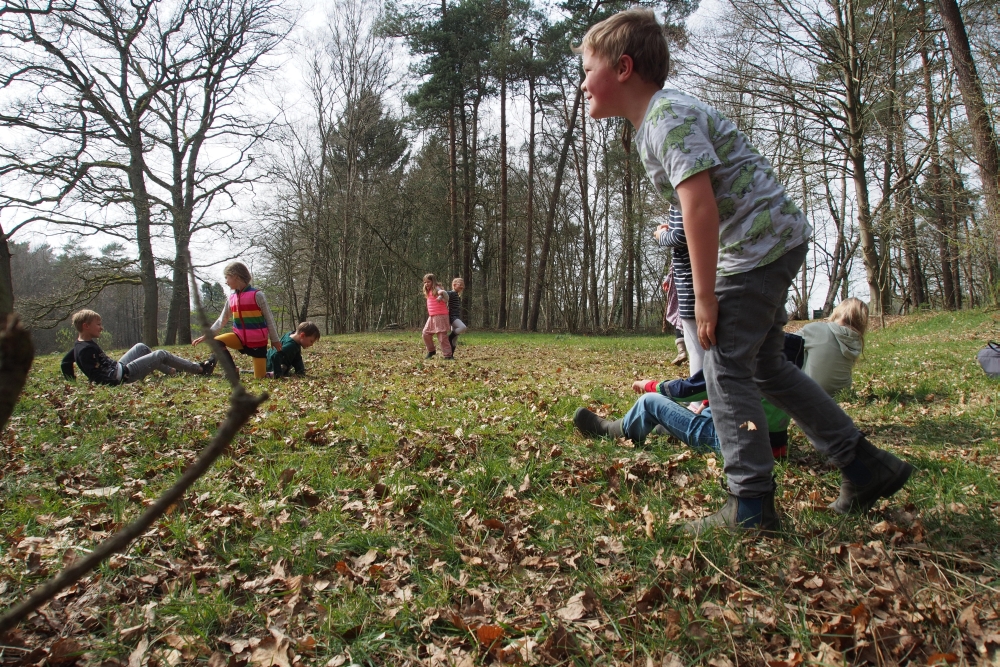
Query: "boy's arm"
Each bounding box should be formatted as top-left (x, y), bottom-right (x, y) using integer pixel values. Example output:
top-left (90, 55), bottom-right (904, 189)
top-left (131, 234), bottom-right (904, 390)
top-left (61, 349), bottom-right (76, 381)
top-left (676, 170), bottom-right (720, 350)
top-left (293, 350), bottom-right (305, 375)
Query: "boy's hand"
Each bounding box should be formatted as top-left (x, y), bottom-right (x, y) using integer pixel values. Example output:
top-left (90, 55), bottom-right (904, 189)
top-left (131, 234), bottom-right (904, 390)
top-left (632, 380), bottom-right (647, 394)
top-left (696, 294), bottom-right (718, 350)
top-left (676, 170), bottom-right (720, 352)
top-left (653, 223), bottom-right (670, 242)
top-left (192, 335), bottom-right (205, 346)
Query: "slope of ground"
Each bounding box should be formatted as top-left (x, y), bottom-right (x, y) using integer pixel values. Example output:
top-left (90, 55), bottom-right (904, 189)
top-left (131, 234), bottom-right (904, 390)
top-left (2, 310), bottom-right (1000, 665)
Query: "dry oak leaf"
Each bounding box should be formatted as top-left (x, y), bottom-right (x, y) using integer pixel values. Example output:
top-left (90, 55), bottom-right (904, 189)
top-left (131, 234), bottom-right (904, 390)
top-left (642, 505), bottom-right (655, 539)
top-left (127, 637), bottom-right (152, 667)
top-left (659, 653), bottom-right (685, 667)
top-left (556, 588), bottom-right (598, 622)
top-left (353, 549), bottom-right (378, 570)
top-left (475, 624), bottom-right (505, 650)
top-left (47, 638), bottom-right (85, 666)
top-left (250, 634), bottom-right (293, 667)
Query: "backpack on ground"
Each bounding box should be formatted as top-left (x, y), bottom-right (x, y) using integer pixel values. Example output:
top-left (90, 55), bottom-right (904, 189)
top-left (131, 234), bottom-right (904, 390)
top-left (977, 342), bottom-right (1000, 378)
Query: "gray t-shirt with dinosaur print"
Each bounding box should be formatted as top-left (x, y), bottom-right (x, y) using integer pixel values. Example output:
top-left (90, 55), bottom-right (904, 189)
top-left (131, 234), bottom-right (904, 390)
top-left (635, 89), bottom-right (811, 276)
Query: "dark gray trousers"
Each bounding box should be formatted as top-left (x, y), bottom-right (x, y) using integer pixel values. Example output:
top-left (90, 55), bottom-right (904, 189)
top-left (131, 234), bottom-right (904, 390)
top-left (704, 243), bottom-right (861, 496)
top-left (119, 343), bottom-right (202, 383)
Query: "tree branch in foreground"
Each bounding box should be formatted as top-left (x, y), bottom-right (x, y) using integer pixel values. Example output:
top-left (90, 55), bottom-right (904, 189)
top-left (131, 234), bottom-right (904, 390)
top-left (0, 314), bottom-right (35, 432)
top-left (0, 386), bottom-right (268, 635)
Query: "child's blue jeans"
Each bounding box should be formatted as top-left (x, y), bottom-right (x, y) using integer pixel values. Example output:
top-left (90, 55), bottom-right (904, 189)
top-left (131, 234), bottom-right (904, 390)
top-left (621, 393), bottom-right (720, 454)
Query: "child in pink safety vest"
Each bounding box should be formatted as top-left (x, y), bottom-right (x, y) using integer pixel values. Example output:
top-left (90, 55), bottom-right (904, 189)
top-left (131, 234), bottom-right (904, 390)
top-left (193, 261), bottom-right (281, 378)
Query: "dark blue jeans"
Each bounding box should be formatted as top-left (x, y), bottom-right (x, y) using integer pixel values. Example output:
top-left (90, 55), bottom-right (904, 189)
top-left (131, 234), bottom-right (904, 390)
top-left (622, 393), bottom-right (720, 454)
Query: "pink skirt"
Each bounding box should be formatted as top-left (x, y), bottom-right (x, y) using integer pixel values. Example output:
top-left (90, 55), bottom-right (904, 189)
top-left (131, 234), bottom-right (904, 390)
top-left (423, 314), bottom-right (451, 334)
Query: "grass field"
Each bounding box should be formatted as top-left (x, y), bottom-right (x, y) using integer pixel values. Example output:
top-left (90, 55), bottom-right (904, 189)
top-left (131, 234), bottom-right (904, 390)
top-left (3, 310), bottom-right (1000, 666)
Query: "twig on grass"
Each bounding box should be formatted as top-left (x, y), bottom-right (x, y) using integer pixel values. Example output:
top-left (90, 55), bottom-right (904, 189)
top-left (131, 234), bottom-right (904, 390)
top-left (0, 386), bottom-right (267, 634)
top-left (691, 536), bottom-right (765, 599)
top-left (0, 253), bottom-right (266, 634)
top-left (0, 387), bottom-right (267, 634)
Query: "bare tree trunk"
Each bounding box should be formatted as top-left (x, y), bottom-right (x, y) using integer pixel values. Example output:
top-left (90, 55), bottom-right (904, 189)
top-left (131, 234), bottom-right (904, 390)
top-left (460, 98), bottom-right (473, 324)
top-left (529, 87), bottom-right (582, 331)
top-left (936, 0), bottom-right (1000, 254)
top-left (840, 0), bottom-right (889, 314)
top-left (164, 230), bottom-right (191, 345)
top-left (622, 123), bottom-right (635, 330)
top-left (497, 3), bottom-right (509, 330)
top-left (520, 73), bottom-right (536, 330)
top-left (0, 226), bottom-right (12, 318)
top-left (919, 5), bottom-right (956, 308)
top-left (128, 152), bottom-right (160, 346)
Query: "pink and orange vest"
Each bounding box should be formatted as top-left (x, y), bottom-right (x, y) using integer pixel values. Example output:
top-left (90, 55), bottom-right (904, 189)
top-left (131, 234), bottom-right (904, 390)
top-left (230, 287), bottom-right (269, 348)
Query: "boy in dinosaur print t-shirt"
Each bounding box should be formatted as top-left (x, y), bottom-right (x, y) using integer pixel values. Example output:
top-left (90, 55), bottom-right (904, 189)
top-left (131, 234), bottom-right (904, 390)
top-left (635, 88), bottom-right (810, 276)
top-left (577, 8), bottom-right (912, 534)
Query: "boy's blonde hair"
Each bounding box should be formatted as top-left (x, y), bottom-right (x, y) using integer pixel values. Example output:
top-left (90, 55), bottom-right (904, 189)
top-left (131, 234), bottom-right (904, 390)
top-left (576, 8), bottom-right (670, 87)
top-left (224, 261), bottom-right (252, 285)
top-left (72, 309), bottom-right (101, 332)
top-left (296, 321), bottom-right (321, 339)
top-left (829, 298), bottom-right (869, 340)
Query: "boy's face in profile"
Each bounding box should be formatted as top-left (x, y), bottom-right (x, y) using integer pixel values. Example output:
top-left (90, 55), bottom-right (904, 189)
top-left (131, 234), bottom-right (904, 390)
top-left (80, 317), bottom-right (103, 340)
top-left (299, 334), bottom-right (319, 348)
top-left (581, 46), bottom-right (624, 120)
top-left (452, 279), bottom-right (464, 294)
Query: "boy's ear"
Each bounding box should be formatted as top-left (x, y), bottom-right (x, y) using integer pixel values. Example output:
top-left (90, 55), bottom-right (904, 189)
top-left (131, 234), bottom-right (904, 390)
top-left (616, 54), bottom-right (635, 82)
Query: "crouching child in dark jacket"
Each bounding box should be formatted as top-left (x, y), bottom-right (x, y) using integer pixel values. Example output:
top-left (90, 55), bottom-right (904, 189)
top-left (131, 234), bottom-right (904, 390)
top-left (266, 321), bottom-right (320, 378)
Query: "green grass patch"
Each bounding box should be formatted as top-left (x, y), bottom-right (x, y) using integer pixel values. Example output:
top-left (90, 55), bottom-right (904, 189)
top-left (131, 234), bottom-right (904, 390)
top-left (3, 315), bottom-right (1000, 664)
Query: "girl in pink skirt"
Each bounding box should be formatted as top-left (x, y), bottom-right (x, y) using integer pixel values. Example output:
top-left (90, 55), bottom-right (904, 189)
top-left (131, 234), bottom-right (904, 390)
top-left (422, 273), bottom-right (453, 359)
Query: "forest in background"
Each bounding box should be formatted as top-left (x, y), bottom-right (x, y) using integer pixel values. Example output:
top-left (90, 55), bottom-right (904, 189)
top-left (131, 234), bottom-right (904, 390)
top-left (2, 0), bottom-right (999, 352)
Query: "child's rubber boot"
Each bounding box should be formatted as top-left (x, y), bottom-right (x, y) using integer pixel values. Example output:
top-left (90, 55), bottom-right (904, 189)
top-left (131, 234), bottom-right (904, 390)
top-left (573, 407), bottom-right (624, 439)
top-left (425, 350), bottom-right (436, 359)
top-left (671, 338), bottom-right (688, 366)
top-left (829, 436), bottom-right (913, 514)
top-left (685, 483), bottom-right (782, 535)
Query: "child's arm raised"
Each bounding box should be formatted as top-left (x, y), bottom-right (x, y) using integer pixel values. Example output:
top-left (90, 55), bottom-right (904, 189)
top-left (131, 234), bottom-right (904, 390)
top-left (676, 170), bottom-right (719, 350)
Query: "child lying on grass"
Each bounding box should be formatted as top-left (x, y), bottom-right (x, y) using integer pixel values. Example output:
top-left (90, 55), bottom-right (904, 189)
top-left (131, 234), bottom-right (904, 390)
top-left (573, 371), bottom-right (791, 459)
top-left (61, 309), bottom-right (215, 385)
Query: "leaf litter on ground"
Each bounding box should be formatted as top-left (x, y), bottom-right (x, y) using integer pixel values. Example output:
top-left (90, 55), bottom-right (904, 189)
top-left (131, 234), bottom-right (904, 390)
top-left (2, 314), bottom-right (1000, 664)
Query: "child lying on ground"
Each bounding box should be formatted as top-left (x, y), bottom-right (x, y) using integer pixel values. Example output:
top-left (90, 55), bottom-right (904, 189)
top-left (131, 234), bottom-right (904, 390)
top-left (267, 321), bottom-right (320, 377)
top-left (61, 309), bottom-right (215, 385)
top-left (573, 371), bottom-right (790, 459)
